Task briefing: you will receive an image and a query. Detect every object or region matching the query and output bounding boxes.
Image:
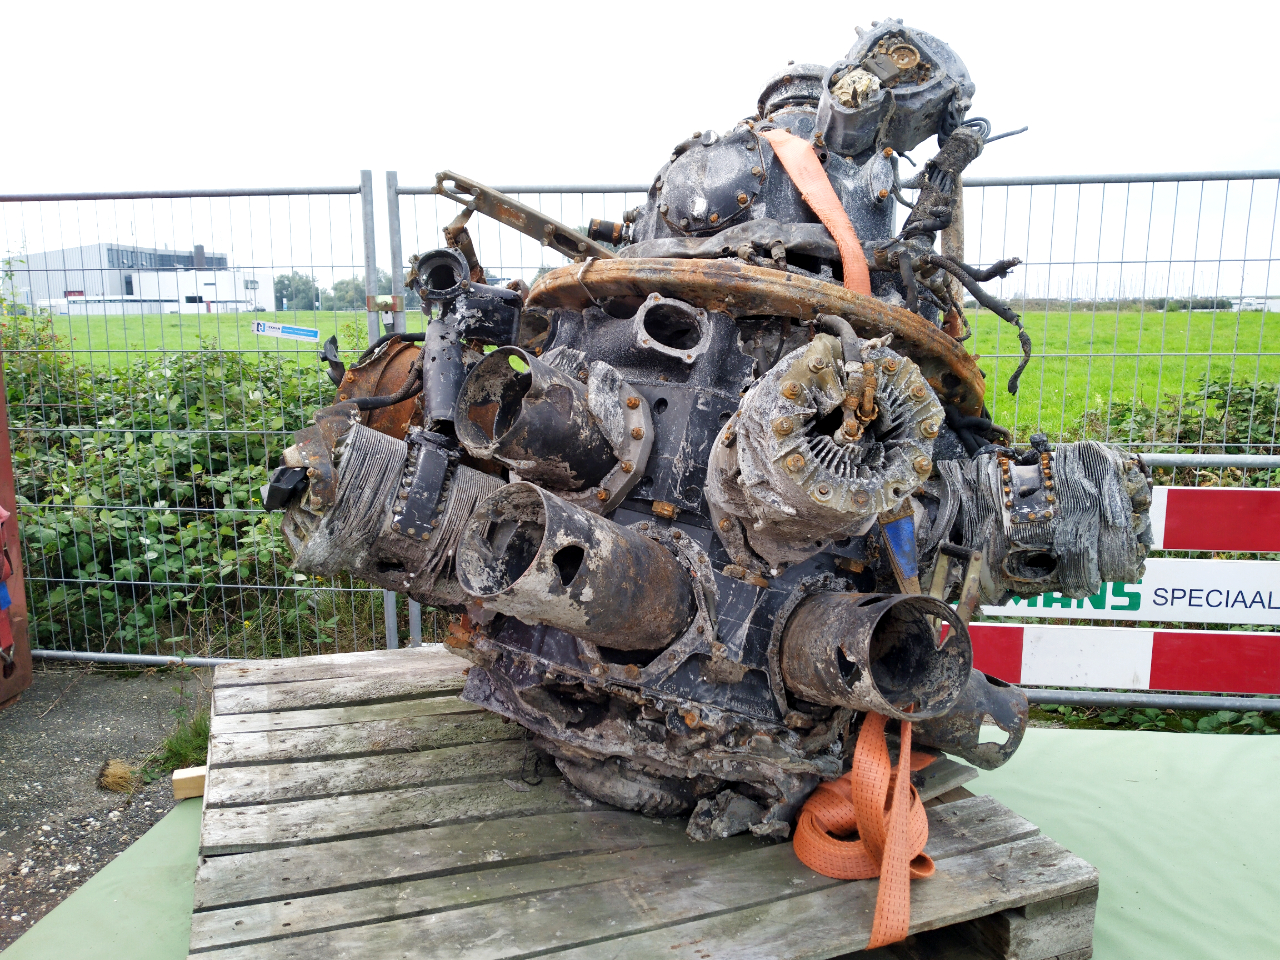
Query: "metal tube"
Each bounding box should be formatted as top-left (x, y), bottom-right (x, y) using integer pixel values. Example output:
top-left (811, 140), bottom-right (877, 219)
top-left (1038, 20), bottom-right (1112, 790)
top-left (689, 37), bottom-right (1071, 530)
top-left (0, 187), bottom-right (361, 202)
top-left (779, 592), bottom-right (973, 721)
top-left (1137, 453), bottom-right (1280, 469)
top-left (361, 169), bottom-right (381, 346)
top-left (388, 170), bottom-right (422, 644)
top-left (457, 482), bottom-right (696, 651)
top-left (362, 169), bottom-right (397, 649)
top-left (386, 171), bottom-right (407, 336)
top-left (1026, 689), bottom-right (1280, 712)
top-left (389, 172), bottom-right (1280, 198)
top-left (32, 650), bottom-right (236, 668)
top-left (964, 171), bottom-right (1280, 187)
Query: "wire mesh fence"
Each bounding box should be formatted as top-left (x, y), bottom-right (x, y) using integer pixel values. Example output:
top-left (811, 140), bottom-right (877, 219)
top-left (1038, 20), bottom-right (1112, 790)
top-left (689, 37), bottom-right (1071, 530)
top-left (2, 170), bottom-right (1277, 661)
top-left (0, 186), bottom-right (405, 661)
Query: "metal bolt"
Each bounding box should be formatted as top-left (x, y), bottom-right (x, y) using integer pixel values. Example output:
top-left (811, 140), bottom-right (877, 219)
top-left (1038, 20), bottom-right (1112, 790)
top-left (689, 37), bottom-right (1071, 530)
top-left (392, 523), bottom-right (401, 532)
top-left (913, 456), bottom-right (933, 476)
top-left (1046, 494), bottom-right (1056, 503)
top-left (1005, 499), bottom-right (1013, 508)
top-left (680, 218), bottom-right (690, 228)
top-left (751, 166), bottom-right (763, 176)
top-left (596, 489), bottom-right (609, 502)
top-left (879, 189), bottom-right (889, 199)
top-left (577, 241), bottom-right (587, 252)
top-left (696, 624), bottom-right (705, 634)
top-left (1028, 512), bottom-right (1038, 520)
top-left (785, 453), bottom-right (805, 471)
top-left (338, 393), bottom-right (348, 400)
top-left (406, 527), bottom-right (416, 536)
top-left (881, 358), bottom-right (898, 372)
top-left (774, 417), bottom-right (794, 435)
top-left (421, 532), bottom-right (430, 541)
top-left (807, 355), bottom-right (827, 372)
top-left (626, 396), bottom-right (641, 409)
top-left (1045, 480), bottom-right (1054, 488)
top-left (672, 530), bottom-right (682, 540)
top-left (709, 213), bottom-right (719, 224)
top-left (640, 522), bottom-right (650, 530)
top-left (910, 383), bottom-right (927, 399)
top-left (883, 147), bottom-right (893, 158)
top-left (719, 518), bottom-right (733, 532)
top-left (621, 461), bottom-right (634, 473)
top-left (737, 192), bottom-right (749, 205)
top-left (853, 490), bottom-right (871, 506)
top-left (344, 372), bottom-right (355, 383)
top-left (631, 426), bottom-right (645, 440)
top-left (781, 381), bottom-right (802, 400)
top-left (921, 420), bottom-right (939, 438)
top-left (307, 468), bottom-right (317, 477)
top-left (659, 204), bottom-right (669, 214)
top-left (816, 483), bottom-right (831, 497)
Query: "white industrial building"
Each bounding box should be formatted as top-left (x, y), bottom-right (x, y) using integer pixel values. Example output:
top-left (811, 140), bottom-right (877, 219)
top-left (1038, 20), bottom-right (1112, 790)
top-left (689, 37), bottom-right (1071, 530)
top-left (6, 242), bottom-right (263, 315)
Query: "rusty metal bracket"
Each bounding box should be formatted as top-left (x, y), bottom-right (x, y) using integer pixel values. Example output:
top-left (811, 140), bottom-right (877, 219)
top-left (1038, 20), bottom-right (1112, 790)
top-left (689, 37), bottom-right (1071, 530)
top-left (928, 542), bottom-right (983, 626)
top-left (433, 171), bottom-right (617, 263)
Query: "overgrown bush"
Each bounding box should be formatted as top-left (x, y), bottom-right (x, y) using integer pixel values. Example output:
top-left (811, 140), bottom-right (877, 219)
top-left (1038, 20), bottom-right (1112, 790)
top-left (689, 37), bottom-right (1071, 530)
top-left (1, 312), bottom-right (390, 656)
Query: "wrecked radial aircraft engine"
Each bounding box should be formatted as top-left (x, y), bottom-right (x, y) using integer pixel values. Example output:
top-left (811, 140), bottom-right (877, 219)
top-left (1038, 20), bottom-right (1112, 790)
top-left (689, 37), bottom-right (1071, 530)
top-left (265, 19), bottom-right (1153, 842)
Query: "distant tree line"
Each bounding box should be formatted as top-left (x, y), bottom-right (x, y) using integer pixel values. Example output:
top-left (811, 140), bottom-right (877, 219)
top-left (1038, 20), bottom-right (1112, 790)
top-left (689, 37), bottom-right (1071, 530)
top-left (273, 271), bottom-right (422, 312)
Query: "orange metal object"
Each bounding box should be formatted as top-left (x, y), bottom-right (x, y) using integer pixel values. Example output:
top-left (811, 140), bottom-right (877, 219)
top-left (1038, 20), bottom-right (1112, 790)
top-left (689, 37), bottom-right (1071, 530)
top-left (0, 348), bottom-right (32, 710)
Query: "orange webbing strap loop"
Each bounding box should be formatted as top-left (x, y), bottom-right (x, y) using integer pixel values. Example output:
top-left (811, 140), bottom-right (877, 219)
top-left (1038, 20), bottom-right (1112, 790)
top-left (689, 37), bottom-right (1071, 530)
top-left (792, 712), bottom-right (935, 949)
top-left (759, 128), bottom-right (873, 296)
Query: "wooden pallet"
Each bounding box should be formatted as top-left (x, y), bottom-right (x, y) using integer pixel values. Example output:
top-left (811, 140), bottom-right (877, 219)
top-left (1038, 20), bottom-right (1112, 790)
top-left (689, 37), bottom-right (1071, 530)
top-left (189, 648), bottom-right (1097, 960)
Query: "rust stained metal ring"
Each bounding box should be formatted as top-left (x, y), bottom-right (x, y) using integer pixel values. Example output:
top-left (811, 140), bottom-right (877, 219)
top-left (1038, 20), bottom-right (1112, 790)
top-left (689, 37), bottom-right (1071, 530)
top-left (527, 257), bottom-right (986, 416)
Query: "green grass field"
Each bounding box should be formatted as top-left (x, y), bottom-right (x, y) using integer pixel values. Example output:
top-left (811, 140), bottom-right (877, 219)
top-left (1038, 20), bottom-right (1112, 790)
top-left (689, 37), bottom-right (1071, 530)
top-left (45, 310), bottom-right (432, 362)
top-left (40, 306), bottom-right (1277, 438)
top-left (968, 307), bottom-right (1275, 437)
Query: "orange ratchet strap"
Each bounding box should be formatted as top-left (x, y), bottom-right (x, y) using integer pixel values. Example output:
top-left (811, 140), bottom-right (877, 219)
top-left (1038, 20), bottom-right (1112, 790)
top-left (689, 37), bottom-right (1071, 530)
top-left (759, 128), bottom-right (873, 296)
top-left (792, 711), bottom-right (935, 949)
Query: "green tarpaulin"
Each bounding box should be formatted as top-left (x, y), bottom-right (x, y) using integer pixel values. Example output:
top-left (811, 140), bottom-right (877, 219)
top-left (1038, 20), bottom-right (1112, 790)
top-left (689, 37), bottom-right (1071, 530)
top-left (7, 728), bottom-right (1278, 959)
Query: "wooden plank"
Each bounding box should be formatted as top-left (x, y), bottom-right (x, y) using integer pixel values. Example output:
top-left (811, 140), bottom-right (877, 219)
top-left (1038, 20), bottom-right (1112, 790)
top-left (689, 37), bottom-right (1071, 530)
top-left (209, 695), bottom-right (482, 735)
top-left (193, 811), bottom-right (690, 911)
top-left (208, 710), bottom-right (518, 767)
top-left (205, 739), bottom-right (538, 807)
top-left (198, 775), bottom-right (596, 855)
top-left (174, 765), bottom-right (208, 800)
top-left (191, 833), bottom-right (763, 952)
top-left (537, 834), bottom-right (1097, 960)
top-left (211, 671), bottom-right (468, 717)
top-left (914, 758), bottom-right (979, 803)
top-left (214, 647), bottom-right (462, 687)
top-left (962, 887), bottom-right (1099, 960)
top-left (191, 795), bottom-right (1037, 955)
top-left (188, 821), bottom-right (1075, 960)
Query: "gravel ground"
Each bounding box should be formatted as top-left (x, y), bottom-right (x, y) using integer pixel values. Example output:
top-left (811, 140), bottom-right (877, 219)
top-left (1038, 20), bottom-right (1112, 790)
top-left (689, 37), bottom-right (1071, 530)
top-left (0, 663), bottom-right (211, 950)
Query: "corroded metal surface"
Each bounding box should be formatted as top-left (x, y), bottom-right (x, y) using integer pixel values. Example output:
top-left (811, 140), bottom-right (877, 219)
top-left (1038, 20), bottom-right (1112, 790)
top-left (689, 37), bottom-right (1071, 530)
top-left (264, 18), bottom-right (1155, 841)
top-left (526, 257), bottom-right (987, 416)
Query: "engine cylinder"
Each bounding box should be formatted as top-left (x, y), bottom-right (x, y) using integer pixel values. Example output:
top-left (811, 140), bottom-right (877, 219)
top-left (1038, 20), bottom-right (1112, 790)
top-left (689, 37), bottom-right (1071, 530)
top-left (455, 347), bottom-right (615, 490)
top-left (779, 591), bottom-right (972, 720)
top-left (457, 482), bottom-right (696, 650)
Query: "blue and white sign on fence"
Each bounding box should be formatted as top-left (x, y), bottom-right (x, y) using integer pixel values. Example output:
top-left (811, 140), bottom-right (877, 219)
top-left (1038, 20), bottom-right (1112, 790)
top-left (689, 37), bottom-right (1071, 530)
top-left (251, 321), bottom-right (320, 342)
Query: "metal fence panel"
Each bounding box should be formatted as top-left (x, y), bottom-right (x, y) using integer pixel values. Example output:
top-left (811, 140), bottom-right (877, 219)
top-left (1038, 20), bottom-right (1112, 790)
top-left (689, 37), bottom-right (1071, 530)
top-left (3, 169), bottom-right (1277, 662)
top-left (0, 185), bottom-right (409, 661)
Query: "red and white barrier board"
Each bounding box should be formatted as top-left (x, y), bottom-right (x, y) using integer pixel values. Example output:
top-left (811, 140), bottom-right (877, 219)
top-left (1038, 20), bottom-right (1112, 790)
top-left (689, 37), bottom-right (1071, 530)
top-left (1148, 486), bottom-right (1280, 552)
top-left (968, 622), bottom-right (1280, 696)
top-left (981, 558), bottom-right (1280, 626)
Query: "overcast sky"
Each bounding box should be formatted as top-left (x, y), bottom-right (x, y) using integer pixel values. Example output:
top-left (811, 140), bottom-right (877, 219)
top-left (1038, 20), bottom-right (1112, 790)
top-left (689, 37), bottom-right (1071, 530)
top-left (6, 0), bottom-right (1278, 195)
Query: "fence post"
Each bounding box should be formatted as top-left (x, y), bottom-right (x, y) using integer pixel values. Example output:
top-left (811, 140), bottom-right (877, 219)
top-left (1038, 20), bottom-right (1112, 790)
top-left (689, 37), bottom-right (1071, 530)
top-left (387, 171), bottom-right (422, 647)
top-left (362, 169), bottom-right (399, 650)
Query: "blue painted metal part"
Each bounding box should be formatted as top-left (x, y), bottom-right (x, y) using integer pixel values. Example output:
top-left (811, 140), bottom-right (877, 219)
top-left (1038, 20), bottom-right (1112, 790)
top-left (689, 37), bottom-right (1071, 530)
top-left (881, 514), bottom-right (918, 580)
